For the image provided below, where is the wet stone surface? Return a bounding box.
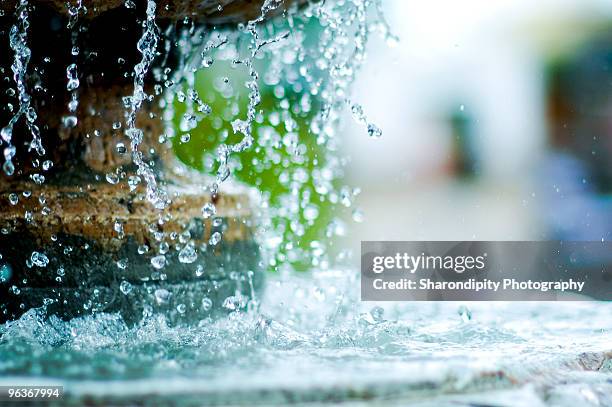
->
[0,233,263,325]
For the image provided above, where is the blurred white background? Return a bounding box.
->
[344,0,612,245]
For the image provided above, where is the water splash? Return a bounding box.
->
[1,0,393,323]
[205,1,283,202]
[0,270,610,405]
[312,0,386,139]
[125,0,168,209]
[162,0,392,266]
[1,0,45,176]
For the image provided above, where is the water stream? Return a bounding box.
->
[2,0,44,177]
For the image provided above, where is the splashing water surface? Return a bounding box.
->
[0,271,611,405]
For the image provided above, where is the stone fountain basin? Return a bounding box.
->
[0,0,285,324]
[0,180,264,324]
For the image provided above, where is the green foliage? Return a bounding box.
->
[172,62,334,271]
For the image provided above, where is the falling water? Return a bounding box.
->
[0,0,364,308]
[125,0,168,210]
[0,0,394,316]
[206,0,281,198]
[148,0,395,266]
[63,0,83,129]
[1,0,44,177]
[124,0,389,252]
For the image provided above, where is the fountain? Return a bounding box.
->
[0,0,301,324]
[0,2,611,406]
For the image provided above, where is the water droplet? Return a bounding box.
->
[30,173,45,185]
[120,280,132,295]
[8,193,18,205]
[62,115,78,128]
[114,220,125,238]
[3,161,15,176]
[154,288,171,304]
[66,63,79,91]
[159,242,169,254]
[116,258,128,270]
[222,293,246,311]
[201,297,213,311]
[176,303,186,314]
[179,231,191,244]
[351,103,366,124]
[68,99,78,112]
[1,127,12,143]
[106,172,119,185]
[385,34,399,48]
[181,114,197,130]
[151,254,166,269]
[303,204,319,221]
[367,123,382,138]
[128,175,141,191]
[178,244,197,264]
[201,203,216,219]
[209,231,222,246]
[30,251,49,267]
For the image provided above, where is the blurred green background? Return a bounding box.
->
[172,57,334,271]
